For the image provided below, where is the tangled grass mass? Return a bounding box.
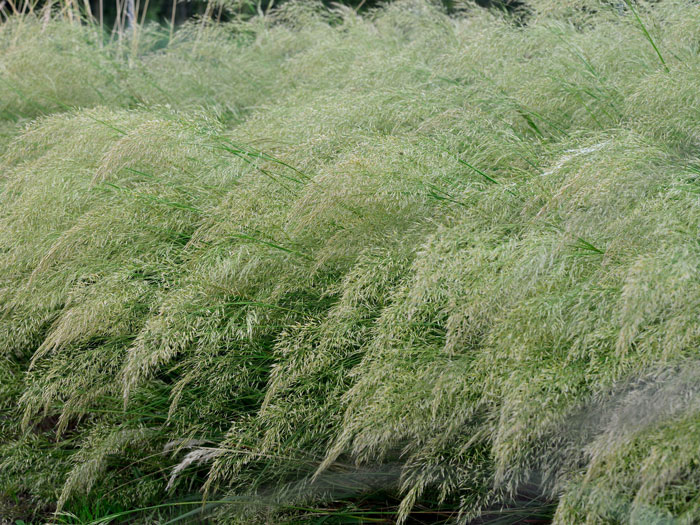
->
[2,0,700,522]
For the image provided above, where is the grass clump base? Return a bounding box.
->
[2,0,700,522]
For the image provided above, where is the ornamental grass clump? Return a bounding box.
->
[2,0,700,522]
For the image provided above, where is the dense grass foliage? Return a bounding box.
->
[2,1,700,522]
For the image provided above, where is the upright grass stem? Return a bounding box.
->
[622,0,669,73]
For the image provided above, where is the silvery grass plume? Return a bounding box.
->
[166,446,222,492]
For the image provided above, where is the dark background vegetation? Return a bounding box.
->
[76,0,524,29]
